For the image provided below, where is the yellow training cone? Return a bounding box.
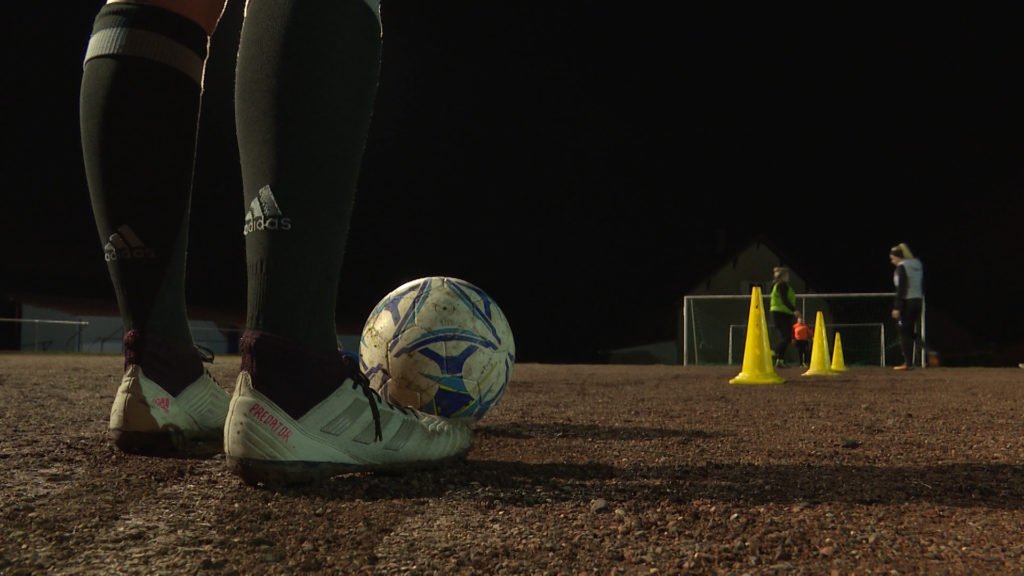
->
[730,286,784,385]
[831,332,848,372]
[802,310,837,376]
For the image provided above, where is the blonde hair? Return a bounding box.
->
[773,266,789,280]
[890,242,914,259]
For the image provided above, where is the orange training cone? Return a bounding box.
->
[802,311,837,377]
[730,286,784,385]
[831,332,848,372]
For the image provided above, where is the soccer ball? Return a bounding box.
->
[359,276,515,423]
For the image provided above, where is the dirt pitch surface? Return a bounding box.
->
[2,354,1023,575]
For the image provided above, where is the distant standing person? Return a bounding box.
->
[889,243,930,370]
[769,266,798,368]
[792,310,813,367]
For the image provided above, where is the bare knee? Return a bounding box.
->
[105,0,229,35]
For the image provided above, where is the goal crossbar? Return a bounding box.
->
[682,292,926,367]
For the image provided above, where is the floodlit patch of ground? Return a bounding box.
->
[2,355,1023,574]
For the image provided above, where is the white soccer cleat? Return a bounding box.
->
[224,366,474,487]
[109,365,230,454]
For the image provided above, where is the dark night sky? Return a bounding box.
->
[5,2,1024,364]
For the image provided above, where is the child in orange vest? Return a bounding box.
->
[792,310,813,367]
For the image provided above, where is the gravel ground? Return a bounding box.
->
[2,354,1023,575]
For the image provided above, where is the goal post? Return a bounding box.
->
[681,292,921,367]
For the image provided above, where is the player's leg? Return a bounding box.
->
[770,312,791,366]
[905,299,927,367]
[81,0,231,453]
[223,0,472,486]
[783,315,796,365]
[895,307,916,370]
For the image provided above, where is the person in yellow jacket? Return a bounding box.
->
[769,266,798,367]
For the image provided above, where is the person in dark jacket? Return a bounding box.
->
[889,243,931,370]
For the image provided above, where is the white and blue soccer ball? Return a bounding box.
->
[359,276,515,423]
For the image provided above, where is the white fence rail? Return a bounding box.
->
[0,318,361,355]
[0,318,90,352]
[0,318,248,354]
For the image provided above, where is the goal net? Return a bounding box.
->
[682,292,916,367]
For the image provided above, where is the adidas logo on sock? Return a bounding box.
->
[104,225,156,261]
[243,185,292,236]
